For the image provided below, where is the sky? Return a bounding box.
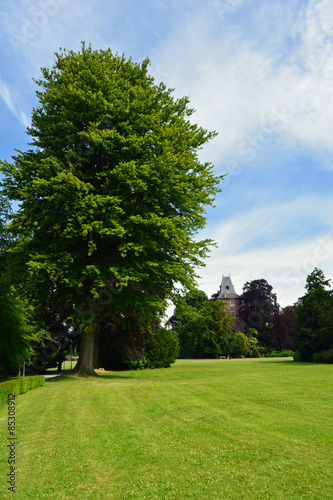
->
[1,0,333,311]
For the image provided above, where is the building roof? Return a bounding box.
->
[217,275,239,299]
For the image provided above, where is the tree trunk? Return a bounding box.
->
[93,328,100,369]
[73,324,98,376]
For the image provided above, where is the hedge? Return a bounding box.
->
[0,376,45,407]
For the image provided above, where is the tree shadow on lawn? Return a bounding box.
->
[258,359,295,363]
[44,370,134,383]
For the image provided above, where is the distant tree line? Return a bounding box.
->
[170,270,333,363]
[238,278,297,353]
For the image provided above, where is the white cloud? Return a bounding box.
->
[1,0,113,80]
[196,194,333,307]
[0,81,29,128]
[198,232,333,308]
[150,0,333,168]
[1,0,332,313]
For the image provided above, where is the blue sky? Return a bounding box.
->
[1,0,333,309]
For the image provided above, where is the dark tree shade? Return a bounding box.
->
[271,305,298,351]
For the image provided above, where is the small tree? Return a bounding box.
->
[228,332,250,358]
[145,327,179,368]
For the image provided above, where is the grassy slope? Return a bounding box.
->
[0,358,332,499]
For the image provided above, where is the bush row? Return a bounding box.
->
[0,376,45,407]
[260,349,294,358]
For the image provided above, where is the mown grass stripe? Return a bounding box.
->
[0,359,332,499]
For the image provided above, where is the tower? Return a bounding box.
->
[214,275,242,330]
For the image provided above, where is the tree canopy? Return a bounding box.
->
[239,278,280,347]
[0,44,221,375]
[294,268,333,362]
[170,290,237,358]
[0,277,48,378]
[0,193,48,377]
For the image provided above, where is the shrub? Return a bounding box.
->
[279,350,294,357]
[312,349,333,364]
[21,377,31,393]
[247,334,260,358]
[0,376,45,407]
[228,332,250,358]
[145,327,180,368]
[260,349,294,358]
[293,351,301,362]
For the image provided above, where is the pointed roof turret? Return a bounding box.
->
[217,275,239,299]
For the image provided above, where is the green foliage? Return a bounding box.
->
[312,349,333,364]
[0,192,13,252]
[305,268,331,293]
[97,315,148,370]
[145,327,179,368]
[172,290,268,359]
[0,375,45,407]
[293,351,301,362]
[246,331,261,357]
[0,44,221,374]
[239,279,280,347]
[277,350,294,357]
[98,317,178,370]
[260,349,294,358]
[182,289,209,310]
[171,290,235,358]
[0,277,48,376]
[272,305,298,351]
[294,268,333,361]
[228,332,250,358]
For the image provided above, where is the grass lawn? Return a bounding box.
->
[1,358,333,499]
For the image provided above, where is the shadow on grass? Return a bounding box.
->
[98,372,134,380]
[258,359,295,364]
[44,369,134,383]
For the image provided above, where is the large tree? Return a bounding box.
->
[294,268,333,361]
[271,305,298,351]
[239,278,280,347]
[0,44,221,375]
